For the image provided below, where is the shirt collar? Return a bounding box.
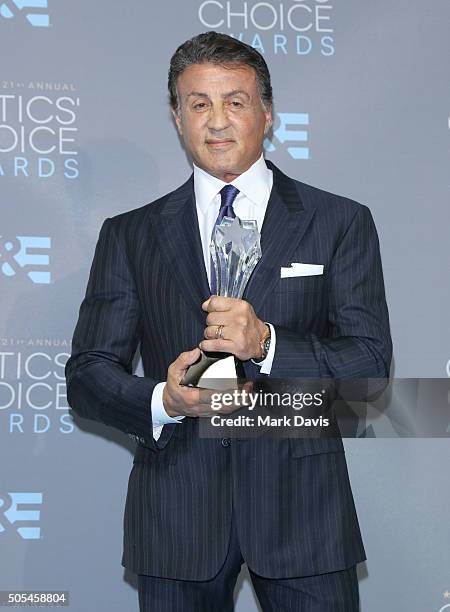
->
[193,153,271,215]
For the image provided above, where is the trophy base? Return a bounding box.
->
[180,352,244,389]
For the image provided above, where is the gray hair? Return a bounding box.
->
[168,31,273,113]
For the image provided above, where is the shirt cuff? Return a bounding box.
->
[251,323,276,375]
[151,382,185,427]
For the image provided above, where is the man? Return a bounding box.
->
[66,31,392,611]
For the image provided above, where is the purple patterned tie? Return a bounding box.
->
[210,184,240,294]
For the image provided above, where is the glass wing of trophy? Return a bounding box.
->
[181,215,262,388]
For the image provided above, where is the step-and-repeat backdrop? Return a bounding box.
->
[1,1,449,610]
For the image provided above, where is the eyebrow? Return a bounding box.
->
[186,90,251,100]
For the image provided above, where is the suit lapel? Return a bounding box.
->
[155,175,210,325]
[155,161,316,323]
[243,160,317,314]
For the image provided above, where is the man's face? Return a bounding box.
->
[172,63,272,182]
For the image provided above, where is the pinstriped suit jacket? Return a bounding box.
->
[65,159,392,580]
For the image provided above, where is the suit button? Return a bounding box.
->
[221,438,231,447]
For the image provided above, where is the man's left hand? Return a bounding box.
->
[200,296,266,361]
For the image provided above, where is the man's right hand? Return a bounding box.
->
[162,348,249,418]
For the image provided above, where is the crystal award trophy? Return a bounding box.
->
[181,215,262,388]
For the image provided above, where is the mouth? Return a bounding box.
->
[205,139,235,149]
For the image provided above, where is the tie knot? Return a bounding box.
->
[220,184,240,210]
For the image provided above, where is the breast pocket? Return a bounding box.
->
[274,274,324,294]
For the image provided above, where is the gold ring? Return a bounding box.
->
[215,324,224,340]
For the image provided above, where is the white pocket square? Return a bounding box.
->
[280,263,324,278]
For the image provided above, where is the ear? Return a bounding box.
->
[171,108,182,136]
[264,106,273,135]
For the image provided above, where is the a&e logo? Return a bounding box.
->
[0,492,43,539]
[264,112,310,160]
[0,0,49,28]
[0,236,51,284]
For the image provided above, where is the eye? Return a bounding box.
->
[229,100,243,108]
[193,101,209,110]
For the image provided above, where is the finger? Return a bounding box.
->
[196,387,241,405]
[205,322,245,339]
[242,381,254,393]
[205,311,234,327]
[199,338,234,353]
[203,325,231,340]
[176,384,201,404]
[172,348,201,378]
[202,296,236,312]
[202,297,213,311]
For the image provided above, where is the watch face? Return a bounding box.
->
[264,338,271,353]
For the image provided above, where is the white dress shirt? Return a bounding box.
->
[151,153,277,440]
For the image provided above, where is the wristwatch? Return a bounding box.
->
[254,323,271,363]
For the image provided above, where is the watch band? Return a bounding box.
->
[254,323,271,362]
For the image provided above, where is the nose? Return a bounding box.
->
[206,104,230,132]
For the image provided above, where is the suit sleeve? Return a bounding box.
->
[269,205,392,384]
[65,217,159,450]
